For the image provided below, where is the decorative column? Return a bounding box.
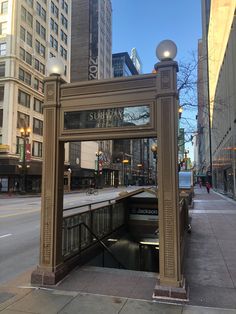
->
[154,41,188,299]
[31,74,65,285]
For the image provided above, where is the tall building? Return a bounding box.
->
[112,52,138,77]
[200,0,236,197]
[130,48,142,74]
[0,0,71,192]
[197,0,212,179]
[70,0,114,189]
[71,0,112,82]
[196,39,207,176]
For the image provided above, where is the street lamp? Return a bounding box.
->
[184,149,189,170]
[47,57,64,76]
[122,159,129,186]
[178,106,183,119]
[95,151,103,188]
[156,39,177,62]
[19,127,31,193]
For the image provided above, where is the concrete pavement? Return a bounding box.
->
[0,186,236,313]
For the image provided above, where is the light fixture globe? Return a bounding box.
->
[151,143,157,153]
[47,57,64,76]
[156,40,177,61]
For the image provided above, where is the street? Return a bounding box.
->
[0,186,141,284]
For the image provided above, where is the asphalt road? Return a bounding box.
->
[0,186,142,284]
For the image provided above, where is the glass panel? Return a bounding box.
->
[64,105,150,130]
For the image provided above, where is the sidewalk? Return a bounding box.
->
[0,187,236,313]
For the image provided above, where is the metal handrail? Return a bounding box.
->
[63,187,147,213]
[79,222,126,269]
[63,198,116,212]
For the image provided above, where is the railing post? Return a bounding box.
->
[79,223,82,253]
[89,207,93,245]
[110,203,113,232]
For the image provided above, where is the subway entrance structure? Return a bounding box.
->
[31,41,188,300]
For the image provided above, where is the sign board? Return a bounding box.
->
[26,143,31,162]
[0,144,9,153]
[64,105,150,130]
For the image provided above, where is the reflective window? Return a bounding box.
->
[0,43,6,55]
[64,105,151,130]
[33,118,43,135]
[0,2,8,14]
[32,141,42,157]
[18,89,30,108]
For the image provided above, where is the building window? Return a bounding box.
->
[34,59,45,74]
[33,77,39,90]
[36,20,46,40]
[60,30,67,45]
[0,22,7,35]
[26,32,32,47]
[18,90,30,108]
[50,18,58,34]
[61,14,68,29]
[20,26,32,47]
[21,6,33,28]
[61,0,68,14]
[0,86,4,101]
[19,68,31,86]
[34,98,43,113]
[34,58,39,71]
[0,62,5,77]
[0,2,8,14]
[32,141,42,157]
[33,118,43,135]
[20,26,25,41]
[60,45,67,60]
[20,47,32,65]
[0,109,2,127]
[16,136,23,154]
[0,42,6,55]
[36,2,46,22]
[35,40,45,58]
[41,7,46,21]
[51,2,58,18]
[17,111,30,129]
[39,62,45,74]
[33,78,44,93]
[50,35,58,51]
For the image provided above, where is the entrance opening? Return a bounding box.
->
[86,190,159,273]
[62,137,159,273]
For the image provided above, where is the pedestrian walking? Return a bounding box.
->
[198,178,202,188]
[206,181,211,193]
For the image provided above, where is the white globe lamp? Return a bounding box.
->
[156,40,177,61]
[47,57,64,76]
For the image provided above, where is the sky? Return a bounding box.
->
[112,0,202,160]
[112,0,202,72]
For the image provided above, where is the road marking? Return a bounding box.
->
[0,233,12,239]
